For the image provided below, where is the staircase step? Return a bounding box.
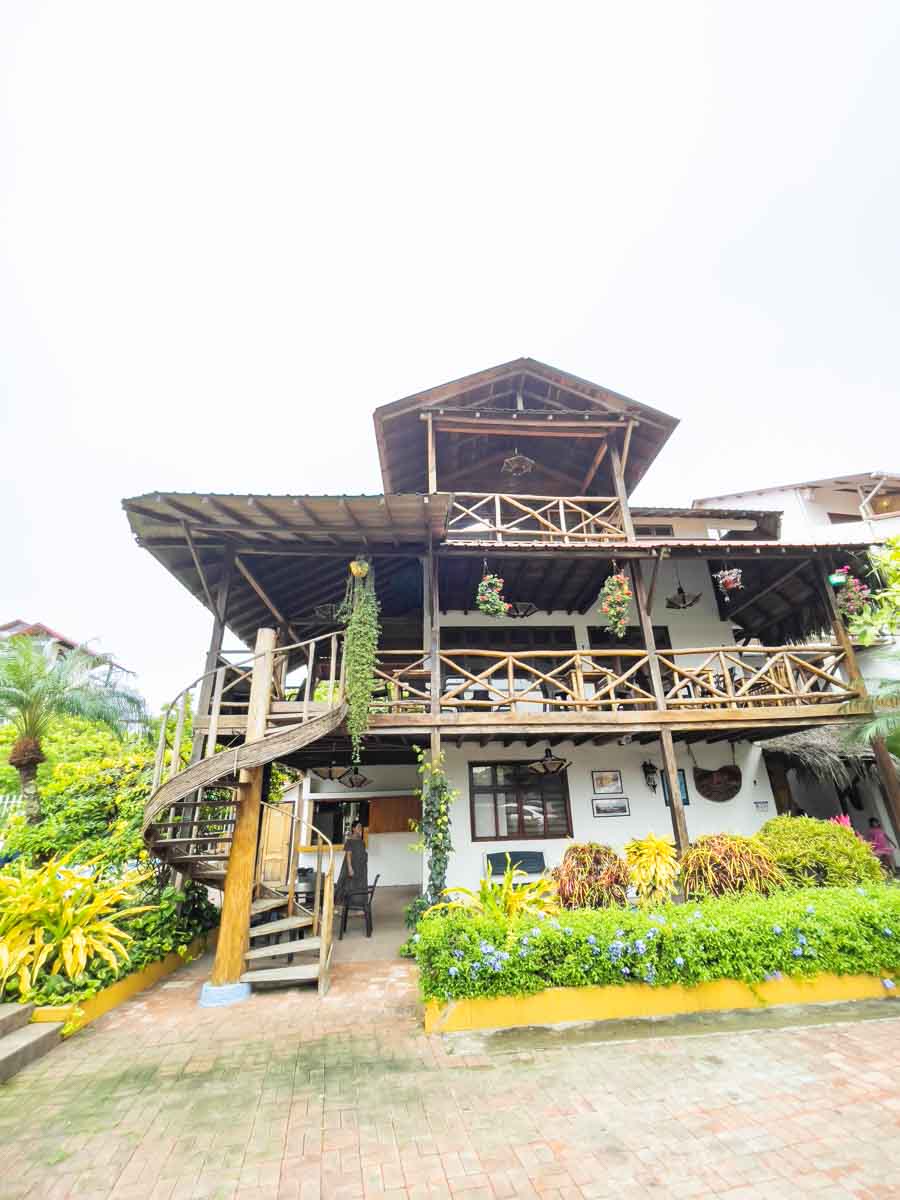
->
[0,1022,63,1084]
[245,937,321,961]
[248,915,314,939]
[0,1004,33,1039]
[240,964,319,985]
[251,897,289,916]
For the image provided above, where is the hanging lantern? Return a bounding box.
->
[506,601,538,619]
[313,762,350,782]
[665,566,701,610]
[501,449,536,477]
[527,747,571,776]
[339,768,371,789]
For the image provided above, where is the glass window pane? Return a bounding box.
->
[471,765,492,787]
[498,792,517,838]
[473,793,496,838]
[543,795,570,838]
[521,789,545,837]
[496,765,516,786]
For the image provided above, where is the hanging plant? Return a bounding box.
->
[830,566,871,620]
[599,571,631,638]
[337,558,381,764]
[476,573,510,618]
[404,748,456,928]
[714,567,743,602]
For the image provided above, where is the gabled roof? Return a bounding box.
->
[0,620,80,650]
[373,357,679,495]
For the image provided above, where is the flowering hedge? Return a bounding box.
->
[411,885,900,1001]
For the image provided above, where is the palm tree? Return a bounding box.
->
[0,636,145,824]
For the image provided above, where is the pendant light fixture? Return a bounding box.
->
[526,746,571,776]
[339,768,371,790]
[313,762,350,782]
[501,448,536,477]
[665,564,701,610]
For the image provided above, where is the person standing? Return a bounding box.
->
[335,818,367,903]
[866,817,897,874]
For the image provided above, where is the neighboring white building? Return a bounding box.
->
[693,471,900,544]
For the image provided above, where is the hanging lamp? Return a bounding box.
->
[665,564,701,610]
[527,746,571,776]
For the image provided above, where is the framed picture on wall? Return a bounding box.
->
[661,768,691,807]
[592,796,630,818]
[591,769,623,795]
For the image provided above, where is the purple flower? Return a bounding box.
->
[452,949,464,959]
[884,928,893,937]
[772,925,783,935]
[674,956,685,967]
[884,979,896,990]
[792,947,803,958]
[797,934,807,946]
[587,934,597,946]
[806,905,815,914]
[448,966,458,976]
[621,967,630,976]
[634,939,647,955]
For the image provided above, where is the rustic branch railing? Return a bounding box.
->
[446,493,626,542]
[370,645,860,715]
[656,646,860,710]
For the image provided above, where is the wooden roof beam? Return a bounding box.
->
[580,441,609,492]
[725,561,811,620]
[234,556,302,643]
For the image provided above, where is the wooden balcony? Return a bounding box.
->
[445,493,626,543]
[366,644,866,733]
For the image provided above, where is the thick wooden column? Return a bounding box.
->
[631,559,689,851]
[609,438,636,541]
[210,627,276,986]
[815,563,900,839]
[815,561,865,689]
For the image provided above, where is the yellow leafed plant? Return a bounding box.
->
[0,854,153,999]
[428,854,559,920]
[625,833,680,905]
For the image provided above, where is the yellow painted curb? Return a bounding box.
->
[31,929,216,1033]
[424,973,898,1034]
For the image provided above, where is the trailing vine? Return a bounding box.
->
[405,747,455,928]
[338,558,381,765]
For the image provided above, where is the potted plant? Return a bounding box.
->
[338,559,381,764]
[600,572,631,638]
[714,567,743,601]
[830,566,871,620]
[476,574,510,618]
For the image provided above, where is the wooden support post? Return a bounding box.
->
[426,412,437,493]
[427,538,441,723]
[631,559,689,852]
[609,439,636,541]
[210,627,276,986]
[660,727,689,852]
[815,561,865,689]
[871,737,900,847]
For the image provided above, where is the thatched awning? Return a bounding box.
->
[760,726,878,788]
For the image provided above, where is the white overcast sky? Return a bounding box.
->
[2,2,899,709]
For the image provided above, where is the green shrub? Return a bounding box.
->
[552,843,630,908]
[758,815,884,887]
[625,833,679,904]
[410,884,900,1001]
[681,834,784,899]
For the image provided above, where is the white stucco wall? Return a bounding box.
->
[439,738,775,891]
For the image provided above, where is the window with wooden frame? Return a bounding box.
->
[469,761,573,841]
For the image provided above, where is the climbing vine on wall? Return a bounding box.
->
[338,558,381,764]
[405,748,456,927]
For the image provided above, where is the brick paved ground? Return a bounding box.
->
[2,950,900,1200]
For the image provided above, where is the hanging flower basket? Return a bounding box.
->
[600,572,631,639]
[349,558,370,579]
[714,568,743,602]
[476,574,510,618]
[830,566,871,619]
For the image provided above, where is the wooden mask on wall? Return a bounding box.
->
[693,765,742,803]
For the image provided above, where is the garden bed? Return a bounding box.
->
[30,929,216,1033]
[412,885,900,1033]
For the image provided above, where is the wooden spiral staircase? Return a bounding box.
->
[141,633,346,993]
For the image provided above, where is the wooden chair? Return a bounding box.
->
[339,874,380,939]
